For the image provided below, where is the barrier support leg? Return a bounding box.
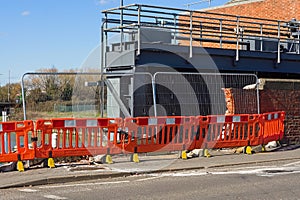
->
[202,144,211,158]
[180,145,187,160]
[181,150,187,160]
[17,154,24,172]
[261,145,266,152]
[105,148,113,164]
[243,141,253,155]
[48,151,55,168]
[130,147,139,163]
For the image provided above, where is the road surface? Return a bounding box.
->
[1,160,300,200]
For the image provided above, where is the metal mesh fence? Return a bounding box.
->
[153,72,259,116]
[21,72,259,120]
[22,72,104,120]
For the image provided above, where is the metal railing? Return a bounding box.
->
[102,4,300,65]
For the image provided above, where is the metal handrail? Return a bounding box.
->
[102,4,300,65]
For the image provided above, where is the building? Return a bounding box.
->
[203,0,300,144]
[101,2,300,144]
[204,0,299,21]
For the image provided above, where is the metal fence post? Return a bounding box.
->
[189,11,193,58]
[236,16,240,62]
[277,21,281,64]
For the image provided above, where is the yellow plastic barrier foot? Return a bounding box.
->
[181,150,187,160]
[47,151,55,168]
[48,158,55,168]
[245,146,252,155]
[130,153,140,163]
[17,161,24,172]
[203,149,211,158]
[17,154,24,172]
[106,155,113,164]
[130,147,139,163]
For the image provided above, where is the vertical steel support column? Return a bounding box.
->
[120,1,124,52]
[21,74,27,120]
[297,28,300,54]
[235,16,240,62]
[104,13,108,68]
[137,5,141,55]
[256,76,260,114]
[100,22,105,117]
[277,21,281,64]
[260,23,263,51]
[152,76,157,117]
[100,13,108,117]
[219,19,223,48]
[189,11,193,58]
[173,14,177,45]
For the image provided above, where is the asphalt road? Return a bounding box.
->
[1,160,300,200]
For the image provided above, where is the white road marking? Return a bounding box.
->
[38,177,161,190]
[149,166,300,178]
[38,180,130,189]
[43,194,68,200]
[283,160,300,167]
[18,188,39,192]
[135,176,160,182]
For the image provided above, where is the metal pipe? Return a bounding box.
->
[189,11,193,58]
[21,74,27,120]
[277,21,281,64]
[260,23,263,52]
[100,21,105,117]
[173,14,177,44]
[236,16,240,62]
[151,76,157,117]
[219,19,223,48]
[256,77,260,114]
[120,0,124,52]
[137,5,141,55]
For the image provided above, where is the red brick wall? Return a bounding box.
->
[204,1,300,144]
[259,81,300,144]
[207,0,300,21]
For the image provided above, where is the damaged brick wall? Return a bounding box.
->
[260,80,300,144]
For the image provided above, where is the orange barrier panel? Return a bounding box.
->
[34,118,122,159]
[0,120,35,162]
[261,111,285,145]
[122,116,195,153]
[195,114,262,149]
[0,111,287,165]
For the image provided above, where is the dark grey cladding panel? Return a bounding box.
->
[135,44,300,76]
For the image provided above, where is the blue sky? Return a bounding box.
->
[0,0,228,85]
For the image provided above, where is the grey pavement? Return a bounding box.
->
[0,146,300,189]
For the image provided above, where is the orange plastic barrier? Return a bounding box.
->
[0,111,287,165]
[122,116,195,153]
[34,118,122,159]
[0,120,34,162]
[260,111,285,145]
[194,114,262,149]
